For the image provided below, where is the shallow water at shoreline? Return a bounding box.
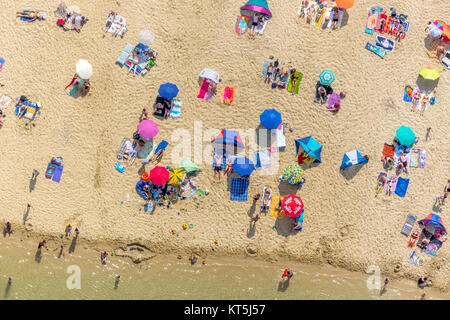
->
[0,238,447,300]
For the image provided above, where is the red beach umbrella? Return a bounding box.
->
[281,195,304,218]
[149,166,169,186]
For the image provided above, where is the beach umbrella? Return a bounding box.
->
[178,158,201,172]
[75,59,93,80]
[429,21,445,37]
[240,0,272,17]
[281,194,304,218]
[233,157,255,176]
[138,29,155,46]
[319,70,335,86]
[419,213,447,235]
[211,129,245,154]
[149,166,169,186]
[419,68,440,80]
[158,83,179,99]
[168,167,186,185]
[335,0,354,9]
[138,119,159,139]
[396,126,416,147]
[281,164,304,185]
[259,108,282,129]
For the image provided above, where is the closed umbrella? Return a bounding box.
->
[138,29,155,46]
[158,83,179,99]
[75,59,93,80]
[150,166,169,186]
[396,126,416,147]
[138,119,159,139]
[319,70,335,86]
[281,194,304,218]
[419,68,440,80]
[335,0,354,9]
[168,168,186,185]
[233,157,255,176]
[259,108,282,129]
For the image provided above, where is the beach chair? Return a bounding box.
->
[116,43,134,66]
[260,185,272,212]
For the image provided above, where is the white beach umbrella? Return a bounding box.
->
[75,59,93,80]
[67,5,81,14]
[138,29,155,45]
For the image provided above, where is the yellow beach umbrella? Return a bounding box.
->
[281,164,305,185]
[168,168,186,185]
[419,68,440,80]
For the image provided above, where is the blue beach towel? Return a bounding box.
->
[375,36,395,52]
[365,42,386,58]
[230,178,249,202]
[154,140,168,155]
[52,165,63,183]
[395,177,409,197]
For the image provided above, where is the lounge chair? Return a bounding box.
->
[442,50,450,70]
[260,185,272,212]
[116,43,134,66]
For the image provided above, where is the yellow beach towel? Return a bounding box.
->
[270,196,285,219]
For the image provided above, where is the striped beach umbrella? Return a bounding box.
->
[319,70,335,86]
[281,194,304,218]
[281,164,304,185]
[168,167,186,185]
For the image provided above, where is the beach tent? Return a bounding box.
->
[240,0,272,17]
[281,194,304,218]
[233,157,255,176]
[419,213,447,236]
[259,108,282,129]
[138,119,159,139]
[340,150,368,170]
[295,136,323,163]
[281,164,305,185]
[178,158,200,172]
[199,69,220,84]
[149,166,169,186]
[395,126,415,147]
[211,129,245,154]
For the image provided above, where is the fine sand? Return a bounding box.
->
[0,0,449,292]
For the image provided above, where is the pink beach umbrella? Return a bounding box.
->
[138,119,159,139]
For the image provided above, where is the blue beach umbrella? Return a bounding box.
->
[319,70,335,86]
[233,157,255,176]
[158,83,179,99]
[260,108,282,129]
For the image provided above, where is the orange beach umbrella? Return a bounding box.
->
[335,0,354,9]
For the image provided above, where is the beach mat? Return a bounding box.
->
[230,178,249,202]
[401,214,417,236]
[410,150,420,168]
[375,36,395,52]
[286,72,303,94]
[236,15,250,35]
[384,174,398,194]
[419,150,426,168]
[395,177,409,197]
[222,86,235,105]
[52,165,63,183]
[169,100,182,119]
[376,172,387,192]
[366,42,386,58]
[269,196,285,219]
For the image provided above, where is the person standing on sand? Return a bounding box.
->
[38,239,47,250]
[101,251,108,265]
[250,214,260,225]
[75,227,80,237]
[380,278,389,295]
[282,268,293,281]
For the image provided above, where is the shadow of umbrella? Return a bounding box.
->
[416,76,440,93]
[340,10,350,28]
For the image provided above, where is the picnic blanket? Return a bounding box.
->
[230,178,249,202]
[169,99,182,119]
[395,177,409,197]
[401,214,417,236]
[425,238,442,256]
[269,195,285,219]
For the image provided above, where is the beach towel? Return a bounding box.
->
[270,196,285,219]
[314,7,326,28]
[376,172,387,192]
[365,42,386,58]
[277,71,290,89]
[236,15,250,35]
[52,165,64,183]
[384,174,398,195]
[137,140,154,159]
[65,78,84,95]
[197,78,209,99]
[276,124,286,151]
[375,12,387,32]
[287,72,303,94]
[382,143,394,160]
[403,86,413,102]
[407,250,424,267]
[230,178,249,202]
[365,11,379,34]
[254,149,271,169]
[425,238,442,256]
[410,150,420,168]
[261,61,271,79]
[395,177,409,197]
[261,185,272,212]
[393,150,410,172]
[308,3,319,26]
[418,150,426,168]
[0,58,4,72]
[107,15,127,36]
[426,39,442,61]
[116,43,134,66]
[222,86,235,105]
[401,214,417,236]
[154,140,168,155]
[169,100,182,119]
[256,17,269,35]
[375,36,395,52]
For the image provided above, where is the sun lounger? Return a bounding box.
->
[230,178,249,202]
[395,177,409,197]
[366,42,386,58]
[261,185,272,212]
[116,43,134,66]
[236,15,250,35]
[376,36,395,52]
[254,149,271,169]
[169,99,182,119]
[401,213,415,235]
[276,124,286,151]
[197,78,209,99]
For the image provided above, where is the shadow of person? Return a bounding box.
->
[379,285,387,296]
[23,207,30,225]
[34,248,42,263]
[137,164,147,176]
[277,279,290,292]
[4,283,11,299]
[29,177,37,192]
[247,201,257,218]
[114,278,120,290]
[247,222,256,238]
[69,236,78,254]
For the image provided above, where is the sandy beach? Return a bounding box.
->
[0,0,450,295]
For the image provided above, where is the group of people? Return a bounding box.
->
[103,11,126,38]
[249,13,266,35]
[298,0,341,30]
[55,3,87,33]
[263,59,300,94]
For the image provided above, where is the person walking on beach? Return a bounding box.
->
[38,239,47,249]
[282,268,293,281]
[7,277,12,286]
[380,278,389,295]
[4,221,12,235]
[101,251,108,265]
[75,227,80,237]
[426,127,433,141]
[114,275,120,289]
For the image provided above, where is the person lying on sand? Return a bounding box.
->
[382,156,393,170]
[408,229,420,247]
[113,17,126,38]
[396,23,404,41]
[385,177,396,196]
[261,189,271,211]
[290,69,299,94]
[396,152,408,175]
[265,63,273,84]
[437,45,446,61]
[103,11,116,37]
[16,10,44,22]
[306,5,315,24]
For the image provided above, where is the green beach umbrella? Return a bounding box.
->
[178,158,200,173]
[281,164,305,185]
[396,126,416,147]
